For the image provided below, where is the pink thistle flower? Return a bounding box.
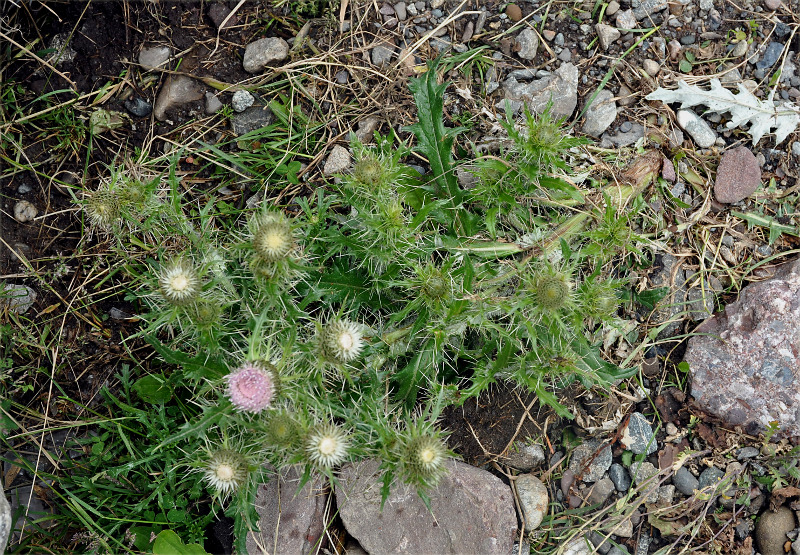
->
[226,362,275,413]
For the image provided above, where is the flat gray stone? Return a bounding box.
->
[231,90,255,113]
[504,442,545,472]
[231,104,274,136]
[323,145,351,175]
[0,489,10,555]
[596,24,621,51]
[1,283,36,314]
[138,45,170,70]
[714,146,761,203]
[205,92,223,114]
[633,0,668,19]
[619,412,657,455]
[615,9,637,29]
[756,506,796,555]
[672,467,699,496]
[500,62,579,119]
[153,75,204,121]
[568,440,612,483]
[581,89,617,137]
[336,459,516,555]
[685,257,800,438]
[371,43,395,66]
[246,466,327,555]
[243,37,289,73]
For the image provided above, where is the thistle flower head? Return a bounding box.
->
[305,422,350,468]
[415,264,452,308]
[158,258,202,306]
[252,213,293,263]
[530,267,572,313]
[403,434,447,480]
[226,362,276,414]
[85,189,121,228]
[320,319,364,363]
[352,154,387,188]
[119,179,151,209]
[264,410,302,450]
[190,299,222,330]
[203,449,248,496]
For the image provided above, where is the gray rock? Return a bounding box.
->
[714,146,761,203]
[505,442,546,471]
[616,9,637,29]
[685,257,800,438]
[0,488,9,555]
[243,37,289,73]
[394,2,407,20]
[231,90,255,113]
[371,43,395,66]
[124,97,152,118]
[138,45,171,70]
[697,466,725,491]
[635,530,652,555]
[516,474,549,531]
[608,547,630,555]
[617,84,635,107]
[587,477,615,505]
[46,33,77,66]
[643,59,660,76]
[596,24,621,51]
[608,463,631,492]
[582,89,617,137]
[756,42,785,70]
[323,145,351,175]
[610,516,634,538]
[336,69,350,84]
[563,536,593,554]
[205,92,223,114]
[619,412,657,455]
[756,506,796,555]
[606,0,621,15]
[231,105,274,136]
[676,109,716,148]
[737,446,760,460]
[590,532,611,554]
[515,29,539,60]
[246,466,327,555]
[569,440,612,483]
[13,200,37,223]
[599,122,644,148]
[153,75,204,121]
[672,466,699,496]
[633,0,668,19]
[630,461,659,502]
[699,0,713,9]
[355,116,381,143]
[336,459,516,555]
[500,62,579,119]
[208,3,238,29]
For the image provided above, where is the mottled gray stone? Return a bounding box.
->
[633,0,668,19]
[0,489,10,555]
[587,477,615,505]
[608,463,631,492]
[323,145,351,175]
[504,442,545,471]
[500,62,579,119]
[582,89,617,137]
[231,90,255,113]
[756,42,785,71]
[516,474,549,531]
[124,97,152,118]
[336,459,516,555]
[615,9,637,29]
[246,466,327,555]
[714,146,761,203]
[630,461,659,502]
[13,201,37,223]
[596,24,621,51]
[1,283,36,314]
[205,92,223,114]
[619,412,657,455]
[569,440,612,483]
[600,123,645,148]
[371,43,395,66]
[697,466,725,491]
[756,506,796,555]
[231,105,274,136]
[563,536,593,554]
[686,257,800,438]
[243,37,289,73]
[515,29,539,60]
[153,75,204,121]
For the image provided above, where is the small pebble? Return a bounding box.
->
[14,200,37,222]
[506,3,523,21]
[231,90,255,113]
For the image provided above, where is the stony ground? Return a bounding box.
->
[3,0,800,554]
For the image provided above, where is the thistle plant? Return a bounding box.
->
[79,59,653,552]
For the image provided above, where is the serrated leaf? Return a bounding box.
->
[646,78,800,145]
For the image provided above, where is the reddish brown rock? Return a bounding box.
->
[713,146,762,203]
[685,257,800,438]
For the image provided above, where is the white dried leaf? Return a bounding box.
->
[646,79,800,145]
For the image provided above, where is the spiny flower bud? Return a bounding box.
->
[531,269,571,312]
[320,319,364,363]
[226,362,276,414]
[416,264,452,308]
[158,258,202,306]
[203,449,248,496]
[190,299,222,330]
[352,154,386,188]
[264,410,301,449]
[402,434,447,480]
[252,213,293,263]
[85,189,121,228]
[305,422,349,468]
[119,180,150,209]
